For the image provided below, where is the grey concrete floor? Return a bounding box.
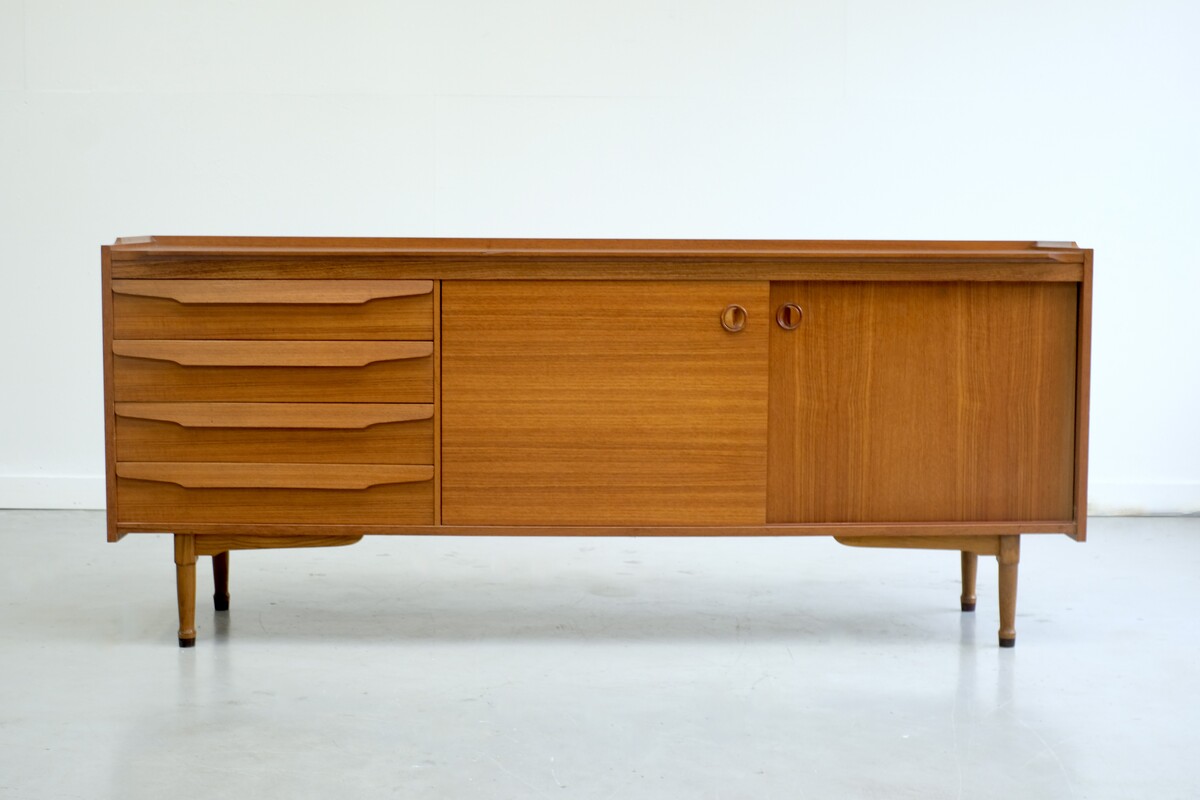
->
[0,512,1196,799]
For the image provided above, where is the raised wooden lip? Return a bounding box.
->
[111,340,433,367]
[109,236,1086,262]
[112,279,433,304]
[116,462,434,490]
[114,402,433,429]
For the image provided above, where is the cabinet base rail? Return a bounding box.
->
[170,532,1025,649]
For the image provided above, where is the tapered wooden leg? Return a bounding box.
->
[960,551,978,612]
[997,535,1020,648]
[174,535,197,648]
[212,551,230,611]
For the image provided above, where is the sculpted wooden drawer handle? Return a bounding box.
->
[720,304,748,332]
[112,340,433,367]
[116,462,434,490]
[111,279,433,305]
[114,402,434,429]
[776,303,803,330]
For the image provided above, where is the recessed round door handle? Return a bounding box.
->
[720,304,748,333]
[776,303,803,330]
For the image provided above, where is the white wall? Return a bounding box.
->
[1,0,1197,514]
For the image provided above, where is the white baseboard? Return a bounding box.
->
[1087,482,1200,517]
[0,475,106,510]
[1,475,1197,516]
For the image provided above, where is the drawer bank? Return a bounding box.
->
[101,237,1092,648]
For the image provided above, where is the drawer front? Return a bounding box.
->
[115,463,434,525]
[112,280,433,340]
[112,341,433,402]
[115,403,433,463]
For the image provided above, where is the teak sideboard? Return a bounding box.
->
[101,237,1092,648]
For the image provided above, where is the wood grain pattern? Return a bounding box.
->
[113,281,433,340]
[768,281,1078,524]
[442,281,769,526]
[117,476,434,525]
[115,462,433,490]
[112,353,432,402]
[116,413,432,464]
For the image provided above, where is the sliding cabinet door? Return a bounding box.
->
[442,281,769,526]
[768,281,1078,523]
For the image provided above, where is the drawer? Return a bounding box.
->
[112,340,433,402]
[112,280,433,340]
[115,463,434,525]
[115,403,433,463]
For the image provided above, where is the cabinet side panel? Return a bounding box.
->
[102,247,121,541]
[441,281,769,526]
[1072,253,1093,539]
[433,280,442,526]
[769,281,1077,523]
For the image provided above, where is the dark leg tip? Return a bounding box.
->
[214,594,230,612]
[998,636,1016,648]
[179,637,196,648]
[961,601,976,612]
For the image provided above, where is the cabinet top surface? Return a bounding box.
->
[110,236,1085,261]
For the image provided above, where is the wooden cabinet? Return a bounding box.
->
[101,237,1092,649]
